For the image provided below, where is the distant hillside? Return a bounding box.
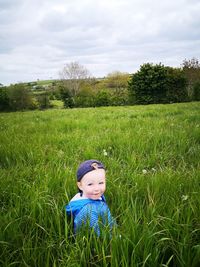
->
[23,79,60,89]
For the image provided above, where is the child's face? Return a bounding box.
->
[77,169,106,200]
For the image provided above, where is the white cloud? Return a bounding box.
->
[0,0,200,85]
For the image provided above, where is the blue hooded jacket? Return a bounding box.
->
[65,194,115,236]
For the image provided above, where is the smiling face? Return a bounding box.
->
[77,169,106,200]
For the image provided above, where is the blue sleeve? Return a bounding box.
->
[105,207,116,228]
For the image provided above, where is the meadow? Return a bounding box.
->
[0,102,200,267]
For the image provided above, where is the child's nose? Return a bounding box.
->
[94,185,100,191]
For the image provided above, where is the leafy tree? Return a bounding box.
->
[94,90,111,107]
[128,63,168,104]
[182,57,200,69]
[36,93,51,109]
[0,87,9,111]
[129,63,188,104]
[59,62,91,96]
[74,85,95,107]
[103,71,130,106]
[105,71,130,90]
[7,83,36,111]
[192,82,200,101]
[182,57,200,99]
[110,88,129,106]
[59,83,74,108]
[166,67,188,103]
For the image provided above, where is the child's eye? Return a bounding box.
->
[87,183,93,186]
[99,182,104,184]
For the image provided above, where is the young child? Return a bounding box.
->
[65,159,115,236]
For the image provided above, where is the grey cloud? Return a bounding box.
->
[0,0,200,85]
[0,0,23,10]
[39,3,112,33]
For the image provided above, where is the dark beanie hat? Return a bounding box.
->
[77,159,105,182]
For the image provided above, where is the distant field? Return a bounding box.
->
[0,102,200,267]
[35,79,59,86]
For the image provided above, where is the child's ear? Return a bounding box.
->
[77,182,82,191]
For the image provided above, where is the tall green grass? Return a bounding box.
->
[0,102,200,266]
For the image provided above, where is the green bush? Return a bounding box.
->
[7,84,37,111]
[59,85,75,108]
[110,88,130,106]
[0,87,9,111]
[74,87,95,107]
[36,93,52,109]
[94,90,111,107]
[192,82,200,101]
[129,63,188,104]
[166,67,188,103]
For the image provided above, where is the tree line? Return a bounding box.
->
[0,58,200,112]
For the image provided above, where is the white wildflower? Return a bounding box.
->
[142,169,148,174]
[151,168,156,172]
[181,195,189,201]
[103,149,108,156]
[58,150,65,157]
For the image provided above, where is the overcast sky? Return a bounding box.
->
[0,0,200,85]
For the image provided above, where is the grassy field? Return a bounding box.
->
[0,102,200,267]
[34,79,59,86]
